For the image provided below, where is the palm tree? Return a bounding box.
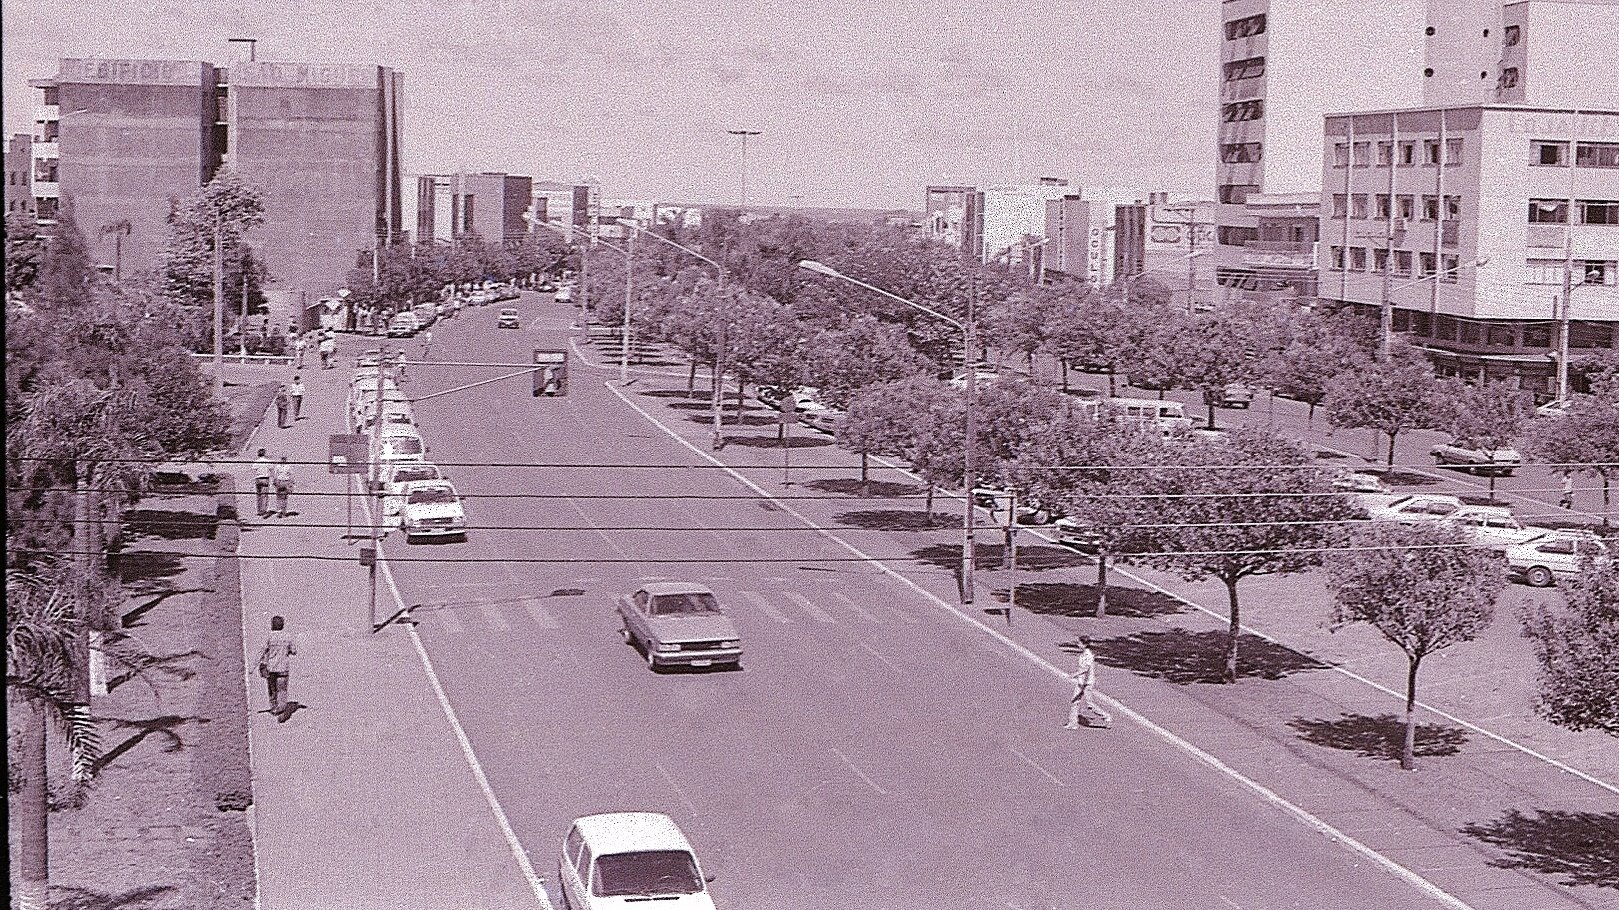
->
[7,563,104,910]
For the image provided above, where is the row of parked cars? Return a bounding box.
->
[348,352,469,542]
[384,283,522,338]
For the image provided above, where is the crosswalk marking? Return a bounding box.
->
[524,599,559,629]
[783,591,837,623]
[881,601,922,624]
[831,592,881,623]
[478,601,513,632]
[740,590,793,623]
[437,605,466,634]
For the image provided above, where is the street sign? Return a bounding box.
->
[328,434,369,474]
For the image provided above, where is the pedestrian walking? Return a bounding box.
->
[319,333,336,369]
[274,386,290,429]
[288,375,306,421]
[257,615,298,722]
[1560,472,1576,510]
[1064,638,1113,729]
[293,333,307,368]
[271,456,295,517]
[253,448,272,517]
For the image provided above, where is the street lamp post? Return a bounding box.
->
[726,129,762,209]
[798,259,979,605]
[620,227,636,383]
[1376,258,1486,360]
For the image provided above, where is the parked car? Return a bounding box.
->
[616,582,742,671]
[370,425,426,471]
[1332,469,1392,495]
[556,285,574,304]
[558,813,716,910]
[1215,383,1256,408]
[755,386,788,410]
[537,278,558,293]
[1446,507,1547,551]
[1534,399,1572,419]
[948,368,1005,389]
[381,462,443,519]
[1360,493,1466,524]
[1430,439,1523,476]
[497,308,521,329]
[492,284,521,302]
[399,480,467,542]
[1505,531,1610,587]
[1105,397,1194,438]
[387,312,420,337]
[1053,517,1102,552]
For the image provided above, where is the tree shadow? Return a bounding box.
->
[1461,809,1619,890]
[722,434,833,449]
[909,541,1093,574]
[1382,469,1440,487]
[120,508,217,541]
[1287,712,1469,763]
[640,388,713,401]
[802,478,924,499]
[112,551,188,595]
[120,588,214,628]
[833,509,956,532]
[1092,628,1328,684]
[49,884,178,910]
[93,714,210,773]
[105,647,207,692]
[686,412,783,428]
[1011,581,1185,619]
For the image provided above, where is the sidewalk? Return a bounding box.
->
[233,337,541,909]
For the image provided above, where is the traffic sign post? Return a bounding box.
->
[329,433,370,542]
[781,394,798,486]
[533,349,567,396]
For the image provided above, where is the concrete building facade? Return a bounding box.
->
[415,172,533,244]
[27,57,403,309]
[5,134,33,216]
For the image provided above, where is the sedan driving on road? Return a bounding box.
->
[617,583,742,671]
[1505,532,1610,587]
[559,813,716,910]
[1359,494,1465,524]
[399,480,467,542]
[1430,439,1523,476]
[497,308,521,329]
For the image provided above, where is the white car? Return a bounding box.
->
[387,312,420,337]
[1445,507,1547,550]
[1360,494,1465,523]
[1332,470,1392,495]
[559,813,716,910]
[1534,399,1572,419]
[555,285,574,303]
[1505,532,1610,587]
[399,480,466,541]
[371,426,426,472]
[1430,440,1523,476]
[496,308,521,329]
[381,462,443,519]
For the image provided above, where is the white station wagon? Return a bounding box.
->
[559,812,716,909]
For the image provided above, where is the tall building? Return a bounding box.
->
[4,134,33,216]
[923,185,984,259]
[414,172,533,244]
[27,57,404,313]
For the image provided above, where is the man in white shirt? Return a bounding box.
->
[1064,638,1113,729]
[288,375,306,421]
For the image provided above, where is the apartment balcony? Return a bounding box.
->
[33,181,60,199]
[1240,240,1318,270]
[31,141,59,160]
[1219,79,1264,103]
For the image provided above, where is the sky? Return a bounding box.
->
[2,0,1219,210]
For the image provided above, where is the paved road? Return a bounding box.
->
[376,295,1505,910]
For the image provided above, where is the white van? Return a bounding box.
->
[559,812,715,909]
[1106,397,1194,437]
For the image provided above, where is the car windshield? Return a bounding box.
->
[650,593,721,616]
[592,850,702,897]
[393,466,438,484]
[407,487,457,505]
[390,439,424,455]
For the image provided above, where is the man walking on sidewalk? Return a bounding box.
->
[274,386,290,429]
[293,332,307,368]
[271,456,295,517]
[319,332,336,370]
[1064,638,1113,729]
[257,615,298,722]
[288,374,306,421]
[1560,472,1576,510]
[253,449,272,518]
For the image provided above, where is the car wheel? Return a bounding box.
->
[719,660,742,672]
[1525,566,1555,588]
[645,649,661,671]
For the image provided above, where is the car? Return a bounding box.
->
[1360,493,1466,523]
[1505,531,1610,587]
[797,402,843,433]
[755,385,788,411]
[1445,507,1547,551]
[616,582,742,671]
[558,813,716,910]
[496,308,521,329]
[381,461,443,519]
[1332,469,1392,495]
[1215,383,1255,408]
[1053,517,1103,553]
[1430,440,1523,476]
[537,278,558,293]
[371,426,426,471]
[387,312,420,337]
[492,285,520,302]
[361,400,415,434]
[1535,399,1572,419]
[556,285,574,304]
[948,368,1006,389]
[398,480,467,542]
[465,290,493,306]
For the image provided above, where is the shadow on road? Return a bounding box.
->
[684,412,783,428]
[802,478,925,499]
[112,550,189,597]
[722,434,834,449]
[833,509,957,532]
[49,884,179,910]
[120,508,218,541]
[910,542,1093,573]
[1092,628,1328,684]
[1012,580,1184,619]
[1461,809,1619,890]
[1287,712,1469,763]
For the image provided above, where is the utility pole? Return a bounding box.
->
[727,129,762,209]
[620,228,635,383]
[212,218,224,396]
[962,273,978,606]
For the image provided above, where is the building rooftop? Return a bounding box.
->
[1325,101,1619,118]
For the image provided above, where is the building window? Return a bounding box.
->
[1397,195,1415,220]
[1393,250,1413,276]
[41,86,58,106]
[1523,324,1552,347]
[1333,143,1350,167]
[1533,141,1569,166]
[1420,252,1437,277]
[1353,142,1372,166]
[1498,67,1520,89]
[1223,57,1266,81]
[1445,195,1462,220]
[1352,195,1370,219]
[1349,248,1368,271]
[1222,99,1264,122]
[1217,225,1259,246]
[1572,323,1615,349]
[1399,142,1416,165]
[1504,24,1521,46]
[1577,142,1619,168]
[1331,194,1347,218]
[1218,184,1257,204]
[1376,194,1392,219]
[37,197,58,219]
[1377,141,1394,166]
[1485,324,1514,347]
[1435,315,1457,341]
[1445,138,1463,165]
[1372,248,1390,272]
[1221,142,1263,163]
[1529,199,1569,223]
[1422,195,1440,220]
[1526,259,1564,284]
[1459,321,1481,345]
[1329,246,1345,270]
[1441,254,1460,282]
[1425,140,1442,164]
[1582,260,1618,285]
[1580,200,1619,225]
[1226,14,1266,39]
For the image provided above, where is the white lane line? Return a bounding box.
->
[740,590,793,624]
[524,600,560,630]
[1008,747,1065,788]
[478,601,514,632]
[373,522,552,908]
[607,381,1478,910]
[829,747,889,797]
[655,762,703,818]
[857,641,903,672]
[832,592,882,623]
[782,590,837,623]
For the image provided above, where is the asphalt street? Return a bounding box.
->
[376,293,1496,910]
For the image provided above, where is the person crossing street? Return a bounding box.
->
[1064,638,1113,729]
[288,374,306,421]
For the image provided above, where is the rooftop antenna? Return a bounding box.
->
[227,38,258,61]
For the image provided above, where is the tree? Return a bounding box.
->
[1530,377,1619,527]
[1326,522,1505,768]
[1265,307,1375,424]
[981,284,1053,374]
[5,211,47,298]
[1136,430,1363,682]
[7,563,106,910]
[1521,558,1619,735]
[1322,341,1444,466]
[1173,303,1275,430]
[1104,279,1181,397]
[838,380,922,496]
[805,315,932,409]
[1437,378,1533,500]
[1041,280,1110,391]
[156,169,266,310]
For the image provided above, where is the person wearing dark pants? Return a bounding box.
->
[1560,473,1576,510]
[274,386,290,429]
[257,615,298,722]
[271,456,294,517]
[253,449,272,517]
[288,375,305,420]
